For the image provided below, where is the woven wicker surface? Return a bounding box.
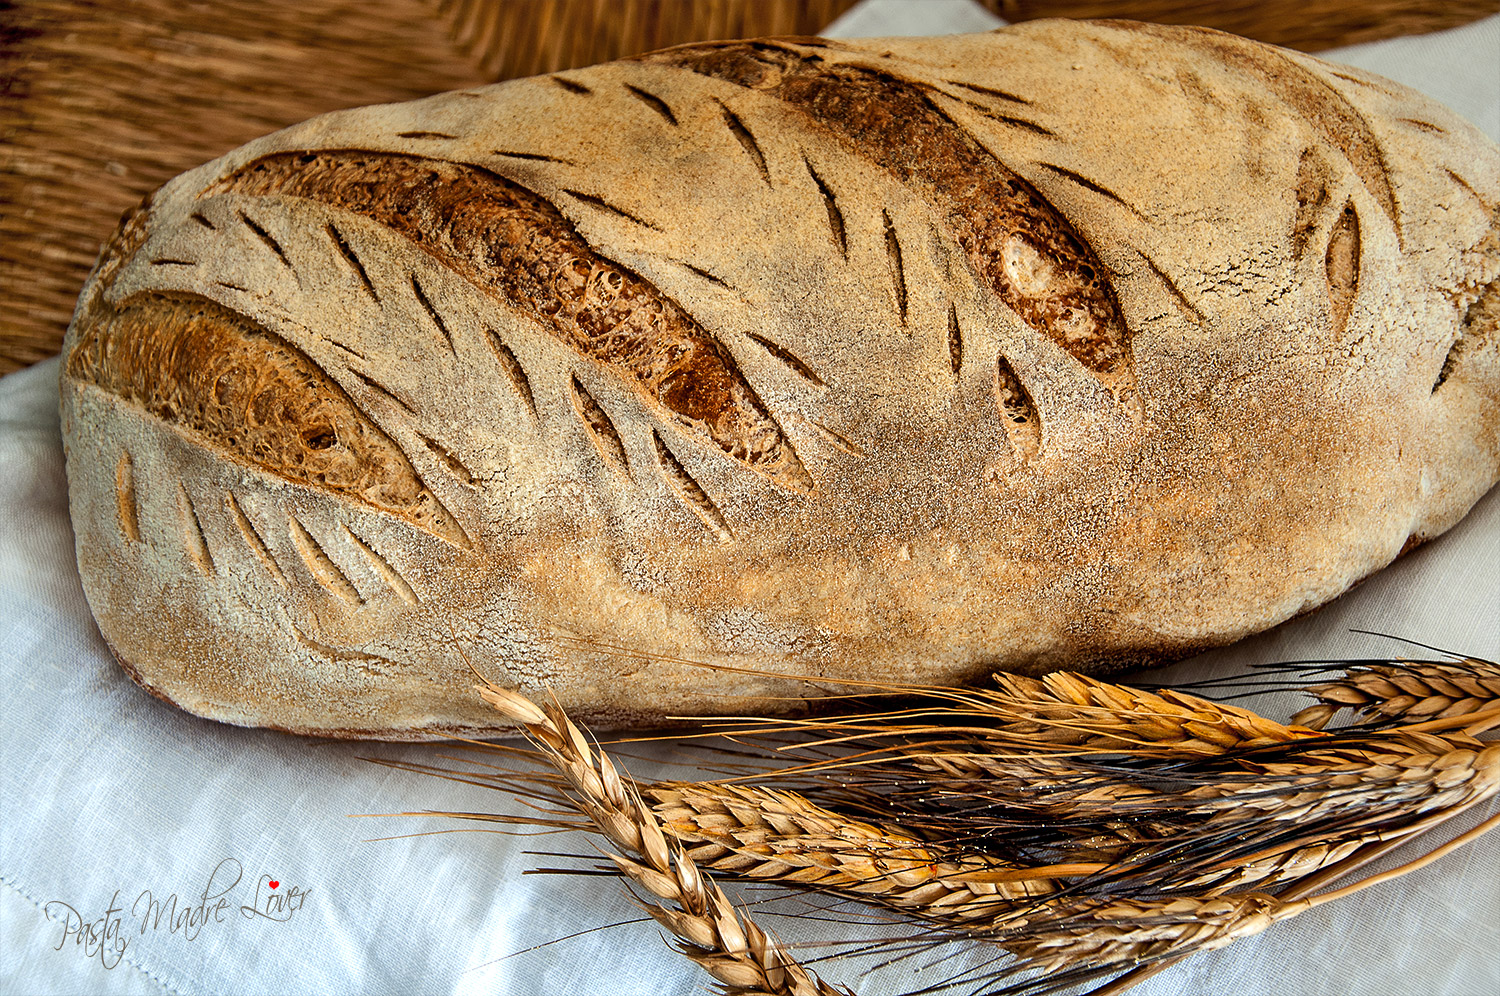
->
[4,0,1497,373]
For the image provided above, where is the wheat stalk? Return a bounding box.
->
[473,683,849,996]
[1293,657,1500,730]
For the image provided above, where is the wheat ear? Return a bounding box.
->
[650,781,1063,920]
[1045,809,1500,995]
[736,671,1319,762]
[1294,658,1500,729]
[474,684,850,996]
[998,892,1304,973]
[979,672,1322,753]
[981,735,1500,818]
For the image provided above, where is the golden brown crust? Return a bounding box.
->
[59,20,1500,737]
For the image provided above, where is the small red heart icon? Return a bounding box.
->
[268,880,279,890]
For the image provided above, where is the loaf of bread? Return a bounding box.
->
[59,19,1500,737]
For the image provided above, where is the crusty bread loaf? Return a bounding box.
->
[59,20,1500,738]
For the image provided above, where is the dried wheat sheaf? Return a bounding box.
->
[392,653,1500,995]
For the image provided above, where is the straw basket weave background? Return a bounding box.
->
[3,0,1498,375]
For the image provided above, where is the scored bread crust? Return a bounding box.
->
[59,19,1500,738]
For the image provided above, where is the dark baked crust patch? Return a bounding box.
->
[68,292,469,545]
[206,150,813,491]
[648,41,1133,387]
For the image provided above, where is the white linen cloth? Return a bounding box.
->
[3,4,1497,994]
